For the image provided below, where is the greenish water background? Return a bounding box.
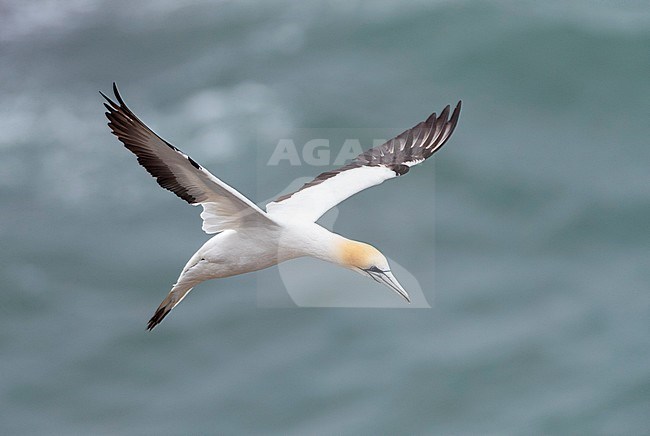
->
[1,0,649,434]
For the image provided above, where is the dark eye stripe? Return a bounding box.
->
[363,266,389,274]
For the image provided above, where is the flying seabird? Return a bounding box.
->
[101,83,461,330]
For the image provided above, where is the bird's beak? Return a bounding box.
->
[370,270,411,303]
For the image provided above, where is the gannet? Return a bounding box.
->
[101,84,461,330]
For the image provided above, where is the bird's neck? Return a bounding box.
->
[285,223,367,269]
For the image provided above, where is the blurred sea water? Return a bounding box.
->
[1,0,649,434]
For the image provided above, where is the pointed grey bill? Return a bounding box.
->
[370,270,411,303]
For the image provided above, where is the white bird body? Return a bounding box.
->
[101,84,461,329]
[179,220,342,281]
[170,220,359,304]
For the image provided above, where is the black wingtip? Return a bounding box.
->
[439,104,451,122]
[438,101,462,148]
[425,101,462,124]
[112,82,126,107]
[99,83,124,109]
[450,101,462,127]
[425,111,437,124]
[451,101,462,119]
[99,90,115,106]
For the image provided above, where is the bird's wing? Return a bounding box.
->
[102,83,276,233]
[266,102,461,222]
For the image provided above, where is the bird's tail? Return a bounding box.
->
[146,253,209,330]
[146,281,195,331]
